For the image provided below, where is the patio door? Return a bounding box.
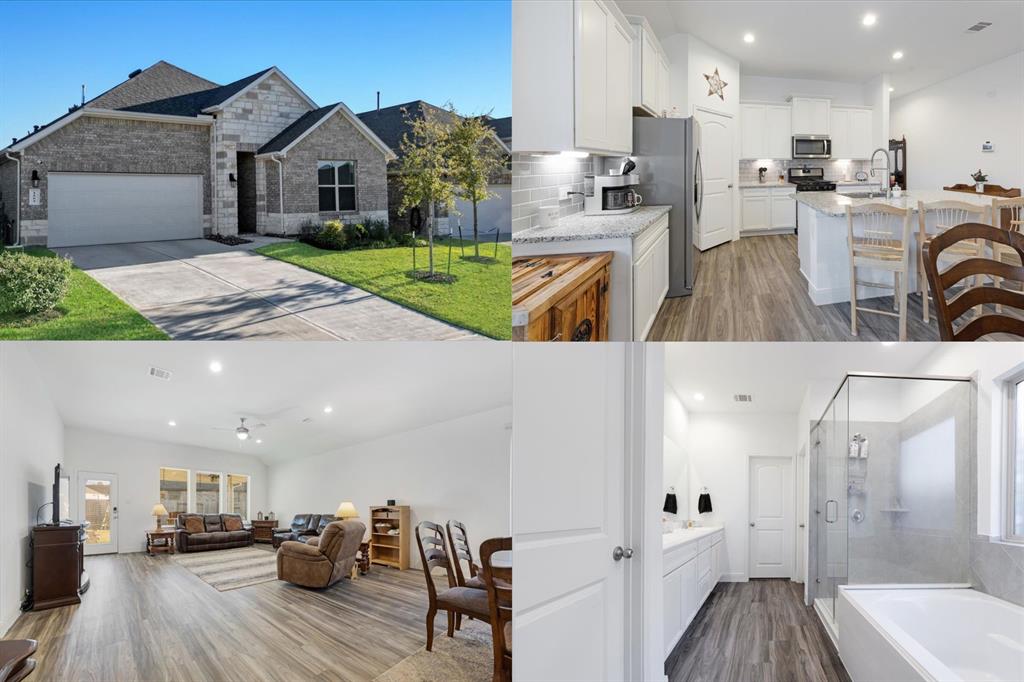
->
[78,472,118,555]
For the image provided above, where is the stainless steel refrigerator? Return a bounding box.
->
[632,116,702,297]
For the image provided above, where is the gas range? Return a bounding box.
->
[792,180,836,192]
[788,167,835,192]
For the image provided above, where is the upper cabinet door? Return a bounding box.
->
[740,103,765,159]
[575,0,610,150]
[791,97,830,135]
[640,30,658,113]
[764,105,791,159]
[829,108,849,159]
[606,16,633,153]
[658,54,671,117]
[849,108,873,159]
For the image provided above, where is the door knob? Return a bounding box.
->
[612,546,635,561]
[749,522,755,527]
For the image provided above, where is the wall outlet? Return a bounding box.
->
[982,141,994,152]
[558,185,572,201]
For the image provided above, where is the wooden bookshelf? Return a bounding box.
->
[369,505,410,570]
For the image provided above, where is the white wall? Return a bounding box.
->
[891,51,1024,190]
[741,75,870,106]
[268,406,512,569]
[453,186,511,239]
[663,384,690,521]
[0,344,64,636]
[687,412,798,582]
[62,428,268,554]
[910,344,1024,537]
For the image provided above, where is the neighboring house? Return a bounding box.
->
[357,101,511,238]
[0,61,394,247]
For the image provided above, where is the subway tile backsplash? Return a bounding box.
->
[739,159,873,185]
[511,152,590,233]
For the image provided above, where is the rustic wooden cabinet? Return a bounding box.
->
[250,519,277,544]
[512,252,613,341]
[30,524,86,611]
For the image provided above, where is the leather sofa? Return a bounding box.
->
[175,513,253,553]
[277,520,365,588]
[271,514,335,548]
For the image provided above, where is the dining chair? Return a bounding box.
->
[845,203,914,341]
[414,521,491,651]
[446,520,485,590]
[916,200,990,323]
[922,222,1024,341]
[990,197,1024,312]
[480,537,512,682]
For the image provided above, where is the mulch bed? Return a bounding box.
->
[206,234,254,246]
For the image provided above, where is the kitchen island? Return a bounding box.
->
[513,205,672,340]
[795,190,993,306]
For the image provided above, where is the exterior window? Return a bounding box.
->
[317,160,356,212]
[227,474,250,520]
[1007,369,1024,543]
[194,472,221,514]
[159,467,189,523]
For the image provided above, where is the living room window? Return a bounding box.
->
[1006,368,1024,544]
[194,472,222,514]
[317,160,357,212]
[159,467,189,524]
[227,474,250,520]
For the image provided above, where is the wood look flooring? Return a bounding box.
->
[6,548,458,682]
[665,579,850,682]
[650,234,946,341]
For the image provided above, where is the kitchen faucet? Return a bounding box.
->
[869,148,892,199]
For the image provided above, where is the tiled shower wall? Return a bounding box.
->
[511,152,589,233]
[739,159,873,185]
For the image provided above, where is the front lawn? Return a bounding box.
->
[256,238,511,339]
[0,247,168,340]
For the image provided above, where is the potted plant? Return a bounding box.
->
[971,169,988,193]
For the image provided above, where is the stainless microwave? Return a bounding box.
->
[792,135,831,159]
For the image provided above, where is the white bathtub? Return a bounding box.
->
[838,585,1024,682]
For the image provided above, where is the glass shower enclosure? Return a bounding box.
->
[808,372,973,629]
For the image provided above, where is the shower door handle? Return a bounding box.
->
[825,499,838,523]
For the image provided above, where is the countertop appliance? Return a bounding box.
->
[792,135,832,160]
[584,173,643,215]
[788,166,836,192]
[632,115,701,298]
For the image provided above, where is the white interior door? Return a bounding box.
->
[78,471,118,555]
[694,107,734,250]
[513,343,626,681]
[795,446,806,583]
[749,457,793,578]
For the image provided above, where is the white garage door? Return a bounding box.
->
[48,172,203,247]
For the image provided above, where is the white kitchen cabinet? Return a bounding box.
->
[658,54,671,117]
[627,15,670,118]
[829,107,849,158]
[739,102,791,159]
[640,29,657,112]
[848,108,873,159]
[830,106,873,159]
[741,189,771,231]
[632,217,669,340]
[791,97,830,135]
[513,0,632,154]
[771,187,796,229]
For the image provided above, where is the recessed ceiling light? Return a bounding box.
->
[880,341,897,347]
[862,13,877,27]
[743,33,755,44]
[168,420,176,427]
[892,51,903,60]
[256,439,262,444]
[889,87,895,92]
[693,393,705,401]
[209,360,223,373]
[323,405,333,414]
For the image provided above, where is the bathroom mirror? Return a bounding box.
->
[664,386,690,525]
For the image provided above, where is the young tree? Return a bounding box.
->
[396,107,457,278]
[448,112,509,259]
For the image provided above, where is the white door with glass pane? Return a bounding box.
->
[78,472,118,555]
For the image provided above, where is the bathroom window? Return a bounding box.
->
[1006,368,1024,543]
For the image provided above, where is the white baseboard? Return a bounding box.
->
[740,228,795,238]
[721,571,747,582]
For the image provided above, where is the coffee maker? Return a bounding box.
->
[584,174,643,215]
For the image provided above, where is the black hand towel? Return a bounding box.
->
[697,492,713,514]
[663,492,678,515]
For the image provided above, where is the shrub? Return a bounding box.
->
[346,222,368,245]
[312,220,347,250]
[0,251,73,315]
[365,218,390,242]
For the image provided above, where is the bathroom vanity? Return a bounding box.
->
[662,526,724,658]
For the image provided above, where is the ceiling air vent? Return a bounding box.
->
[733,394,753,403]
[148,366,172,381]
[965,21,993,33]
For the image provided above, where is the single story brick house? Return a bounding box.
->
[0,61,394,247]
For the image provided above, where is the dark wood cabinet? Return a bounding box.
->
[29,524,86,611]
[250,519,277,543]
[512,252,612,341]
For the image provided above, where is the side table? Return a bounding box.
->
[251,519,278,544]
[146,529,176,555]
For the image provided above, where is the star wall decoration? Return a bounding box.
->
[704,68,728,101]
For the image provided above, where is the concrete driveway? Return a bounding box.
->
[55,237,478,340]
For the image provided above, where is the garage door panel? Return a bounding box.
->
[48,173,203,247]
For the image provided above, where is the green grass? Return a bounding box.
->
[0,247,168,340]
[257,238,511,339]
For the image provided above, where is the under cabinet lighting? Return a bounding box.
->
[323,405,333,414]
[862,13,877,27]
[209,361,223,373]
[168,420,176,427]
[693,393,705,401]
[892,51,903,60]
[880,342,896,347]
[743,33,755,44]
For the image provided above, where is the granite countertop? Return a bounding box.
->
[739,180,878,189]
[794,189,994,217]
[512,205,671,244]
[662,526,723,551]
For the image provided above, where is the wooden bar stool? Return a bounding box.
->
[0,639,37,682]
[916,200,991,323]
[845,203,914,341]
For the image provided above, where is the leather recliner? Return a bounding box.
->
[175,513,253,553]
[277,520,365,588]
[272,514,335,548]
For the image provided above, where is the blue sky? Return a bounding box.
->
[0,0,510,143]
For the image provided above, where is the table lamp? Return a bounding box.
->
[152,503,169,530]
[336,501,359,521]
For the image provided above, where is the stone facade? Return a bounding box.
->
[211,73,310,235]
[262,111,389,235]
[0,160,17,242]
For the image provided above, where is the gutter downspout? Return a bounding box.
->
[4,152,21,247]
[271,155,285,234]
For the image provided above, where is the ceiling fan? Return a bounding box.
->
[213,417,267,441]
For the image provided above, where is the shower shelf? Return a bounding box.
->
[880,508,910,513]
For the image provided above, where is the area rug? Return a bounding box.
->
[172,547,278,591]
[373,619,493,681]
